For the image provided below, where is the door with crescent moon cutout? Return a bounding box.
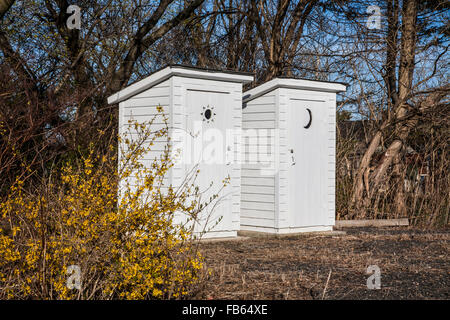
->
[287,99,328,227]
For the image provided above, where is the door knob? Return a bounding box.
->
[226,146,232,165]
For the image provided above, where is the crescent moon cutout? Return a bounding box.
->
[304,108,312,129]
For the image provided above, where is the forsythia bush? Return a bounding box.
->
[0,111,210,299]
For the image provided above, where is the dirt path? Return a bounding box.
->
[196,227,449,299]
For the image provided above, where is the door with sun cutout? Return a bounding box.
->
[186,89,233,234]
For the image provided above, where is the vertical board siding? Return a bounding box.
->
[171,76,185,191]
[276,89,288,229]
[232,87,243,229]
[327,95,336,226]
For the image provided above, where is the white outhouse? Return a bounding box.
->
[241,78,347,234]
[108,65,253,238]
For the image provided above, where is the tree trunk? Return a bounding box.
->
[370,0,418,189]
[392,151,407,218]
[351,0,418,217]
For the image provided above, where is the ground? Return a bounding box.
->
[195,227,449,300]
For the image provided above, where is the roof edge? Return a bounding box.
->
[243,78,347,102]
[108,65,254,104]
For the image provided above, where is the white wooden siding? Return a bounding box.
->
[119,80,172,190]
[327,94,336,226]
[171,77,243,235]
[113,66,252,238]
[241,94,277,227]
[241,84,340,234]
[281,89,335,231]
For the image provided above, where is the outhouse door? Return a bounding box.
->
[186,89,234,233]
[287,98,329,227]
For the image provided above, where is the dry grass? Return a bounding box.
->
[194,227,449,300]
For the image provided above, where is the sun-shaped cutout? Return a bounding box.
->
[200,105,216,123]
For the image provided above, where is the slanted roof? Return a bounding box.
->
[108,64,254,104]
[243,77,347,102]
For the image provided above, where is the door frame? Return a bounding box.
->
[285,90,330,228]
[180,79,238,234]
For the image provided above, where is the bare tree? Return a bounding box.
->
[248,0,319,81]
[0,0,205,189]
[349,0,449,218]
